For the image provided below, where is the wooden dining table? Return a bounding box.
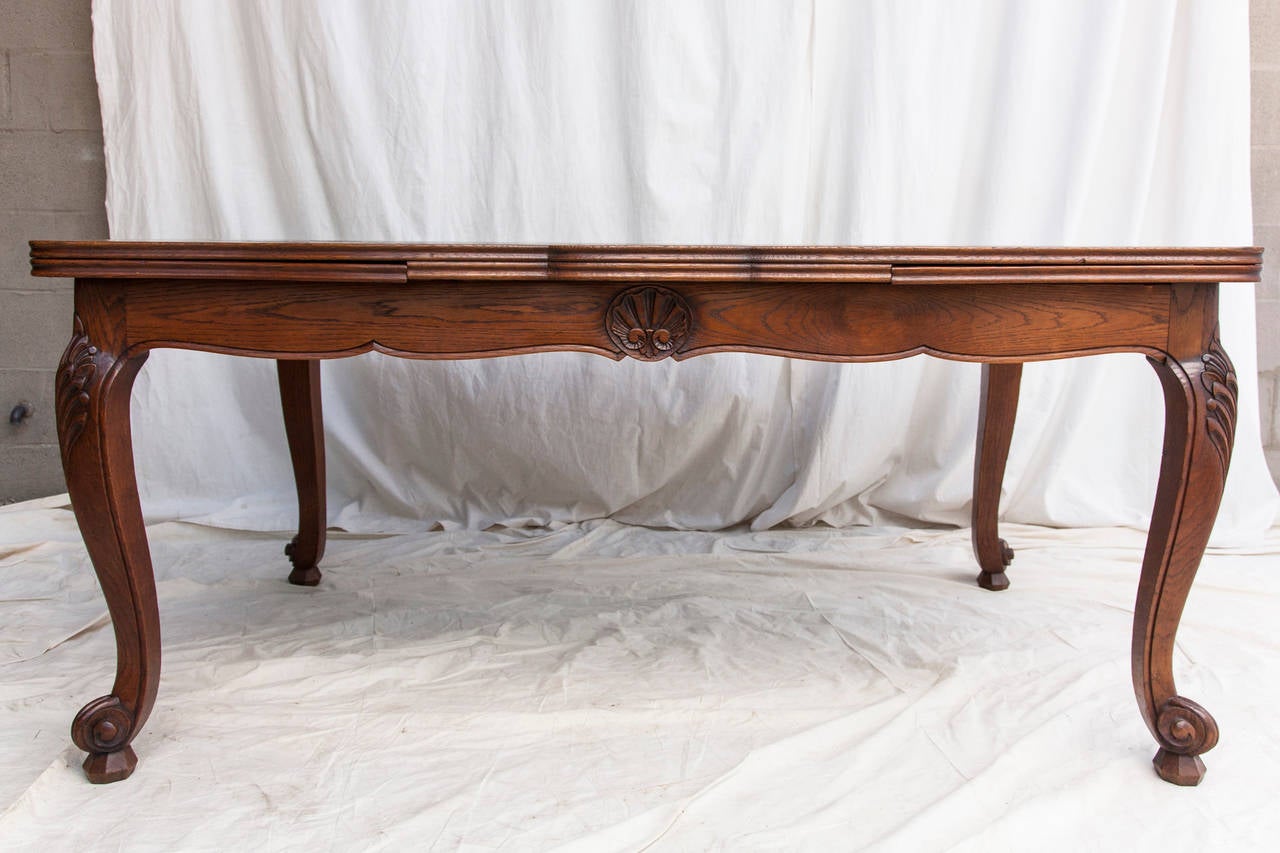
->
[30,241,1260,787]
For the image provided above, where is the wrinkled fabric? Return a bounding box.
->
[88,0,1276,539]
[0,499,1278,849]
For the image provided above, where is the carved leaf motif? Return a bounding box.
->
[605,286,692,361]
[56,315,99,454]
[1200,330,1237,478]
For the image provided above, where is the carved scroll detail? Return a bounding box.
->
[1199,330,1237,478]
[71,695,134,754]
[1154,696,1219,756]
[605,286,692,361]
[56,314,100,454]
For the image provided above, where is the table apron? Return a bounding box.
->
[103,278,1178,362]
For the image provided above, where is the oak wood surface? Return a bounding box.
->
[277,360,326,587]
[31,242,1262,284]
[56,283,158,784]
[116,280,1173,362]
[37,241,1258,787]
[972,363,1023,591]
[1136,306,1237,785]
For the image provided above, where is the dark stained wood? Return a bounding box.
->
[55,281,159,784]
[1130,281,1236,786]
[605,287,693,360]
[30,241,1262,283]
[116,280,1173,363]
[32,241,1260,787]
[412,259,896,282]
[31,259,408,283]
[30,240,1263,263]
[277,360,326,586]
[972,363,1023,591]
[890,264,1259,284]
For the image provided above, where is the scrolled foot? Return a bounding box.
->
[1153,749,1206,786]
[977,570,1010,591]
[72,695,138,784]
[1150,696,1219,786]
[976,539,1014,590]
[83,746,138,784]
[285,538,322,586]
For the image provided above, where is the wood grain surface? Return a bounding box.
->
[30,242,1262,284]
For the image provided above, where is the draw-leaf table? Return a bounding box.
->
[30,241,1260,786]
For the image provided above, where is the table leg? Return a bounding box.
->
[1135,333,1235,785]
[972,363,1022,591]
[56,308,158,784]
[277,359,326,586]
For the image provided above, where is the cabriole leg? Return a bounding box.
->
[972,363,1022,590]
[56,288,158,784]
[1136,333,1235,785]
[277,359,326,586]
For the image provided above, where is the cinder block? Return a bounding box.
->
[1254,69,1280,146]
[1252,225,1280,300]
[0,443,64,502]
[0,367,55,447]
[1253,0,1280,69]
[1,51,10,122]
[0,289,74,370]
[1,211,58,290]
[1259,369,1278,448]
[0,129,105,211]
[6,51,99,131]
[51,209,106,236]
[1256,299,1280,374]
[0,0,93,52]
[0,211,106,292]
[1252,146,1280,226]
[1266,446,1280,488]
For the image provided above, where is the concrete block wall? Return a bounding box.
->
[0,0,107,502]
[1255,0,1280,480]
[1,3,1279,502]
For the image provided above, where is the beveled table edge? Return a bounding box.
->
[30,241,1263,284]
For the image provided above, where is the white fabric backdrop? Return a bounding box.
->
[91,0,1278,539]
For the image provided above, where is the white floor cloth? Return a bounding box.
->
[1,498,1278,850]
[90,0,1279,540]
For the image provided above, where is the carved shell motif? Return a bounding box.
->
[605,286,692,361]
[56,314,99,455]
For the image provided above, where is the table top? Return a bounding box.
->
[30,241,1262,284]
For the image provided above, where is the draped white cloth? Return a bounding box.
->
[2,505,1280,849]
[91,0,1276,539]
